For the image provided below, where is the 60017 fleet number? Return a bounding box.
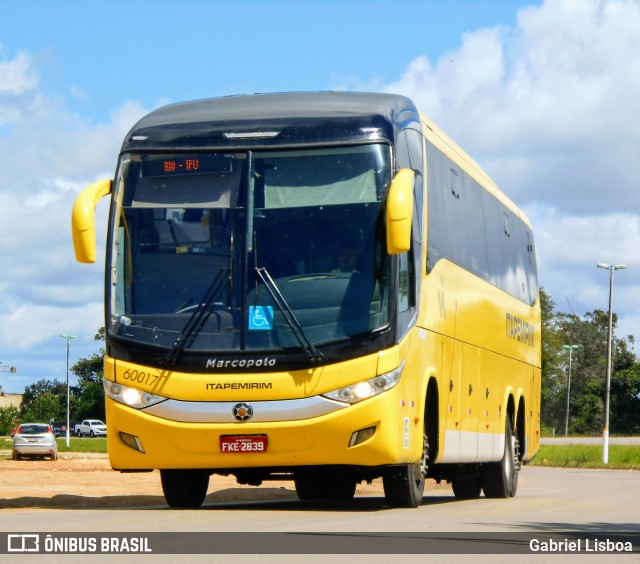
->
[121,369,158,386]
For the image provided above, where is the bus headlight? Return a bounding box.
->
[321,361,405,405]
[103,379,167,409]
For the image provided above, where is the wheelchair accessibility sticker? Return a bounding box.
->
[249,306,274,330]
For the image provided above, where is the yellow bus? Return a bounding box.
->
[72,92,540,508]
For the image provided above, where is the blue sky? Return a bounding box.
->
[2,0,640,393]
[1,0,530,119]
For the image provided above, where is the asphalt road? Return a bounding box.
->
[2,466,638,563]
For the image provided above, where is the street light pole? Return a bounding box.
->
[596,263,627,464]
[562,344,580,437]
[60,334,76,448]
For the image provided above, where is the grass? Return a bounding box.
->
[56,437,108,453]
[530,444,640,470]
[1,436,107,454]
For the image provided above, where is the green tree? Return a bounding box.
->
[20,379,71,423]
[541,292,638,435]
[71,328,106,420]
[610,363,640,434]
[540,288,566,431]
[0,405,20,435]
[18,330,106,425]
[555,310,606,435]
[568,310,635,434]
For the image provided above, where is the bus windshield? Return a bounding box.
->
[108,144,391,356]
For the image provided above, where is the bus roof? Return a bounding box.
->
[122,92,421,152]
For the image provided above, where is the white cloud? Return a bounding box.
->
[531,208,640,267]
[386,0,640,211]
[0,50,38,94]
[385,0,640,341]
[0,49,41,126]
[1,302,103,350]
[0,49,148,389]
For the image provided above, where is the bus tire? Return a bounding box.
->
[482,416,519,498]
[325,476,357,501]
[451,475,482,499]
[294,471,356,502]
[294,474,325,501]
[160,469,210,508]
[383,463,425,508]
[383,433,427,508]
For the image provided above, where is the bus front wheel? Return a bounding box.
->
[294,472,325,501]
[383,434,427,508]
[160,469,210,508]
[383,462,425,508]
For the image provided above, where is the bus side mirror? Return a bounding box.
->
[72,179,112,263]
[386,168,415,255]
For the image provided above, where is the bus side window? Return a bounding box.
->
[398,247,415,313]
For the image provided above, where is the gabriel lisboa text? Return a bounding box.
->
[530,537,633,553]
[6,534,152,554]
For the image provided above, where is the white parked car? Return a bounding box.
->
[12,423,58,461]
[74,419,107,437]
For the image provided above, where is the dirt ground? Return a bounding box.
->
[0,452,413,510]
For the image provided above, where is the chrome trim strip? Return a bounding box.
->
[142,395,348,423]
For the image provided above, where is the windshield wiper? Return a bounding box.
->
[166,268,229,365]
[255,267,326,363]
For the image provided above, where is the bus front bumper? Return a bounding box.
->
[105,389,422,471]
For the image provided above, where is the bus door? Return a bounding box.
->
[460,344,481,462]
[441,336,461,462]
[477,349,500,461]
[441,338,481,463]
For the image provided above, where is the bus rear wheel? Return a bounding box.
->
[160,469,210,508]
[482,416,519,498]
[451,475,482,499]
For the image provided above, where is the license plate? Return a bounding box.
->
[220,434,268,453]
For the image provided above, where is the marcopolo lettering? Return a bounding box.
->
[205,357,277,369]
